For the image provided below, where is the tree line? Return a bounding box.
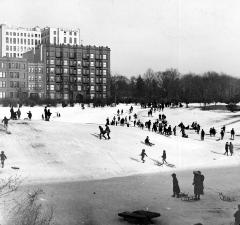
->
[110,68,240,105]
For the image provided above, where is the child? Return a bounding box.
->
[162,150,167,164]
[140,149,148,163]
[0,151,7,168]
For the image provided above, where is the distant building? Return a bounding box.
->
[0,24,41,58]
[0,57,28,100]
[41,27,81,45]
[28,62,45,99]
[23,44,111,102]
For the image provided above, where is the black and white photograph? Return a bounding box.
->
[0,0,240,224]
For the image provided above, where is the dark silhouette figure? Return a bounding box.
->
[162,150,167,164]
[192,171,204,200]
[0,151,7,168]
[140,149,148,163]
[171,173,180,198]
[99,126,106,139]
[234,204,240,225]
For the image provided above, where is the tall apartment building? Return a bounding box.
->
[28,63,45,99]
[0,24,41,58]
[0,57,28,100]
[23,44,110,102]
[41,27,81,45]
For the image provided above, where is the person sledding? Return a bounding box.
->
[144,136,154,146]
[99,126,107,139]
[140,149,148,163]
[0,151,7,168]
[2,116,10,129]
[171,173,180,198]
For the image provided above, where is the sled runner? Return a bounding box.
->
[118,210,160,224]
[11,166,19,170]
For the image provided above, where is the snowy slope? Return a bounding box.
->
[0,103,239,184]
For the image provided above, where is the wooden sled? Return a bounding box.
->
[180,193,198,202]
[118,210,160,224]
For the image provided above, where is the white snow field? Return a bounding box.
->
[0,103,239,183]
[0,103,240,225]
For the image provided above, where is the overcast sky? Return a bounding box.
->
[1,0,240,77]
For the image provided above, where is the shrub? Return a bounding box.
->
[226,103,238,112]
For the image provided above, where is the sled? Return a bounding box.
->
[11,166,19,170]
[118,210,160,224]
[218,192,236,202]
[141,141,155,146]
[180,193,198,202]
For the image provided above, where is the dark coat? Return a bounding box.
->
[193,174,204,195]
[172,177,180,194]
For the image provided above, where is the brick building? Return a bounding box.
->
[28,62,45,98]
[24,44,111,102]
[0,57,28,100]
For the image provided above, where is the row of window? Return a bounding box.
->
[0,81,26,88]
[28,75,42,81]
[0,63,26,70]
[29,84,42,90]
[47,75,106,83]
[6,45,34,52]
[6,37,40,45]
[46,51,107,60]
[6,53,23,57]
[6,31,40,37]
[28,67,43,73]
[47,67,107,75]
[47,84,107,92]
[48,93,106,100]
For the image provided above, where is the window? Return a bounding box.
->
[103,62,107,68]
[90,53,94,59]
[77,60,81,66]
[90,61,94,67]
[63,68,68,74]
[0,92,6,98]
[103,54,107,60]
[91,78,94,83]
[69,37,72,43]
[91,86,95,91]
[77,69,81,74]
[103,78,106,84]
[0,81,6,87]
[54,31,56,35]
[90,94,95,99]
[74,38,77,44]
[77,85,81,91]
[6,37,9,43]
[103,85,106,92]
[50,93,55,99]
[50,76,55,82]
[6,46,9,51]
[50,68,55,73]
[63,93,68,100]
[103,70,107,75]
[50,59,55,64]
[54,37,56,44]
[50,85,54,91]
[63,60,68,66]
[77,76,81,82]
[64,37,66,43]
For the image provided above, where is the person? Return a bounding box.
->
[2,116,10,129]
[201,129,205,141]
[162,150,167,164]
[145,136,150,145]
[229,142,234,156]
[27,111,32,120]
[192,171,204,200]
[231,128,235,140]
[99,126,106,139]
[47,109,52,121]
[171,173,180,198]
[42,114,44,120]
[44,106,48,121]
[234,204,240,225]
[224,142,229,156]
[105,125,111,139]
[220,129,224,140]
[17,108,21,119]
[140,149,148,163]
[173,126,176,136]
[0,151,7,168]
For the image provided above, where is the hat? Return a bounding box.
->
[171,173,176,177]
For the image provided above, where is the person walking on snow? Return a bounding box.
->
[201,129,205,141]
[229,142,234,156]
[231,128,235,140]
[162,150,167,164]
[140,149,148,163]
[105,125,111,139]
[2,116,10,129]
[234,204,240,225]
[0,151,7,168]
[192,171,204,200]
[27,111,32,120]
[224,142,229,156]
[99,126,106,139]
[171,173,180,198]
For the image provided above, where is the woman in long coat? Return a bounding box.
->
[171,173,180,198]
[193,171,204,200]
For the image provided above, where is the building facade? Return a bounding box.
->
[28,62,45,99]
[0,57,28,100]
[24,44,110,102]
[41,27,81,45]
[0,24,41,58]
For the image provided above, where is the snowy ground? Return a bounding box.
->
[0,103,240,224]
